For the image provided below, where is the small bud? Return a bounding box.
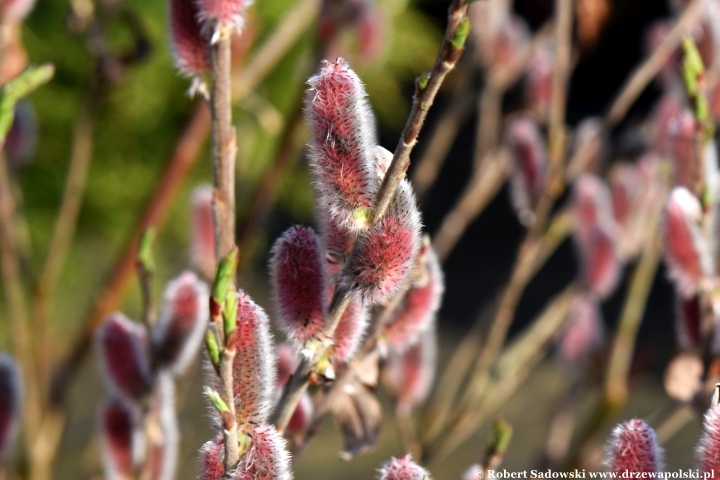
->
[305,58,378,233]
[232,291,276,426]
[506,116,548,226]
[169,0,210,77]
[330,293,369,364]
[205,331,221,369]
[0,354,22,459]
[96,313,153,403]
[663,187,712,297]
[191,185,216,280]
[675,293,701,349]
[269,226,326,346]
[383,246,444,353]
[383,326,437,418]
[212,247,239,304]
[557,294,604,364]
[196,0,251,36]
[153,272,209,374]
[345,179,422,303]
[99,399,141,480]
[605,419,664,473]
[377,454,432,480]
[697,403,720,475]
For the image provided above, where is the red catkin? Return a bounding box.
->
[153,271,209,374]
[605,419,664,474]
[377,454,432,480]
[269,225,326,346]
[169,0,209,77]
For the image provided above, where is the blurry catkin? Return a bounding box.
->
[572,175,621,298]
[305,58,378,233]
[100,399,139,480]
[269,225,326,346]
[196,0,251,36]
[329,292,369,364]
[169,0,209,77]
[377,454,432,480]
[344,179,422,303]
[0,354,21,459]
[96,313,153,403]
[383,326,437,418]
[605,419,664,474]
[697,403,720,475]
[663,187,712,297]
[0,0,36,23]
[506,116,548,226]
[383,245,444,353]
[557,294,604,365]
[232,291,276,426]
[152,271,209,374]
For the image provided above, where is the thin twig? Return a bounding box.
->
[270,0,472,433]
[432,150,511,262]
[604,222,662,406]
[209,26,239,471]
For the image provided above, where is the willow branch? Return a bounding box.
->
[270,0,472,433]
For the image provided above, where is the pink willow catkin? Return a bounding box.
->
[96,313,153,403]
[269,225,326,346]
[0,353,21,459]
[199,427,292,480]
[152,271,209,374]
[507,115,548,226]
[605,419,664,474]
[377,454,432,480]
[231,291,276,426]
[196,0,251,35]
[169,0,209,77]
[100,399,138,480]
[345,178,422,303]
[572,174,621,299]
[383,244,444,353]
[305,58,378,233]
[697,403,720,475]
[663,187,712,297]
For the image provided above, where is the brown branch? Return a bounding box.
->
[208,26,239,471]
[270,0,472,433]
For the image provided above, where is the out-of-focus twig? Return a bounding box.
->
[604,0,706,127]
[432,150,511,262]
[604,226,662,407]
[50,0,317,406]
[426,284,578,465]
[31,94,96,393]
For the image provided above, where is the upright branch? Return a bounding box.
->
[271,0,471,433]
